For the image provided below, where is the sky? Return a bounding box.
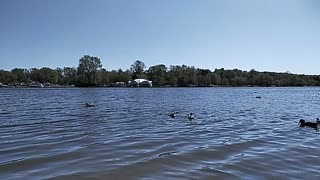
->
[0,0,320,74]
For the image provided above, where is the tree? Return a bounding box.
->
[0,70,16,84]
[147,64,167,86]
[211,73,221,85]
[55,68,64,84]
[30,68,41,82]
[62,67,77,85]
[39,67,58,84]
[248,69,258,85]
[231,76,246,86]
[117,69,131,83]
[99,68,110,85]
[11,68,28,83]
[253,73,273,86]
[130,60,146,79]
[77,55,103,86]
[196,68,211,86]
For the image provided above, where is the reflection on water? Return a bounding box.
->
[1,87,320,179]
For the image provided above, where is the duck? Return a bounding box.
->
[298,119,320,129]
[169,112,177,118]
[85,102,95,107]
[188,113,194,120]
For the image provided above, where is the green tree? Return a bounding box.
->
[55,68,64,84]
[30,68,41,82]
[117,69,131,83]
[252,73,273,86]
[196,69,211,86]
[62,67,77,85]
[231,76,246,86]
[211,73,222,85]
[77,55,103,86]
[11,68,28,83]
[100,68,110,85]
[248,69,258,85]
[147,64,168,86]
[106,69,131,84]
[0,70,16,84]
[130,60,146,79]
[39,67,58,84]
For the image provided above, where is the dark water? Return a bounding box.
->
[1,87,320,179]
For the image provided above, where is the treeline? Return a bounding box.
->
[1,55,320,87]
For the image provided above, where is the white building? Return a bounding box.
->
[128,79,152,87]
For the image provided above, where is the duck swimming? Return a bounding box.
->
[188,113,194,120]
[85,102,95,107]
[299,119,319,129]
[169,112,177,118]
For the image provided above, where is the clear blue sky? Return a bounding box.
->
[1,0,319,74]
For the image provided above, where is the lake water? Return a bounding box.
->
[1,87,320,179]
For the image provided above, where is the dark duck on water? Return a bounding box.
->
[299,119,320,129]
[188,113,194,120]
[169,112,177,118]
[85,102,95,107]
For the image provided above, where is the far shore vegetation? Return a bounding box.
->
[1,55,320,87]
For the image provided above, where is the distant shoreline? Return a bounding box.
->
[1,58,320,88]
[1,85,319,89]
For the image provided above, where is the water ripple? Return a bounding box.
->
[1,87,320,179]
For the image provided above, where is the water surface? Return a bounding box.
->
[1,87,320,179]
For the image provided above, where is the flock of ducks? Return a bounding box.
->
[85,102,195,120]
[85,102,320,129]
[169,112,194,120]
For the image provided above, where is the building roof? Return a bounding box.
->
[133,79,151,84]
